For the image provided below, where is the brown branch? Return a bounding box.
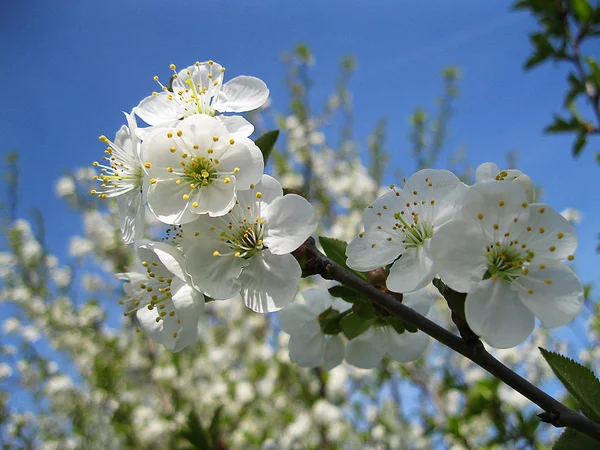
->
[299,237,600,442]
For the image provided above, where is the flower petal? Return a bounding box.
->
[518,263,584,328]
[429,220,489,293]
[237,174,283,207]
[216,137,264,188]
[217,116,254,137]
[193,177,237,217]
[117,190,144,245]
[302,288,334,316]
[402,285,437,316]
[278,302,320,336]
[135,92,182,127]
[239,251,301,313]
[475,162,500,182]
[345,328,387,369]
[323,336,345,371]
[288,331,324,368]
[146,179,199,225]
[346,227,405,272]
[465,279,535,348]
[263,194,317,255]
[185,240,247,299]
[520,204,577,262]
[170,278,204,352]
[149,241,186,281]
[215,76,270,112]
[387,245,436,293]
[386,328,430,363]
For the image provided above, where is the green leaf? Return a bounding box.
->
[571,0,593,22]
[328,285,367,304]
[586,57,600,85]
[573,131,588,156]
[318,236,367,280]
[384,316,406,334]
[545,115,582,133]
[340,314,372,340]
[352,302,377,320]
[209,405,224,444]
[539,348,600,422]
[254,130,279,165]
[553,428,600,450]
[180,409,211,450]
[524,33,555,70]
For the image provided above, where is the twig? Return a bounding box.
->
[299,237,600,442]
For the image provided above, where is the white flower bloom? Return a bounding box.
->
[141,114,263,224]
[346,169,467,293]
[69,236,94,257]
[476,162,534,202]
[430,181,584,348]
[117,239,204,351]
[135,60,269,137]
[279,289,350,370]
[92,112,145,244]
[55,176,76,197]
[560,207,582,224]
[183,175,317,313]
[344,287,435,369]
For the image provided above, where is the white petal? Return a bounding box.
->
[521,204,578,262]
[429,220,489,293]
[475,162,500,182]
[386,328,430,363]
[217,116,254,137]
[135,92,182,127]
[185,240,247,299]
[140,128,183,174]
[136,304,164,342]
[239,251,301,313]
[146,180,199,225]
[238,174,282,206]
[193,178,237,218]
[518,263,584,328]
[346,228,404,272]
[134,239,173,278]
[345,328,387,369]
[431,182,469,226]
[387,246,436,293]
[215,76,270,112]
[302,288,334,316]
[402,285,437,316]
[363,190,404,229]
[465,279,535,348]
[323,336,345,371]
[217,138,264,188]
[263,195,316,255]
[170,279,204,352]
[176,115,228,157]
[119,272,148,298]
[148,241,186,281]
[117,190,144,244]
[288,332,324,368]
[278,302,320,336]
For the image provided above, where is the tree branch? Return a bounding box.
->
[300,237,600,442]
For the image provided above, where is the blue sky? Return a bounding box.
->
[1,1,598,290]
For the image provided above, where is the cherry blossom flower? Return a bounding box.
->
[346,169,467,293]
[135,60,268,137]
[140,114,263,224]
[430,181,584,348]
[344,287,437,369]
[182,175,317,313]
[278,288,351,370]
[476,162,534,202]
[92,112,145,243]
[117,239,204,351]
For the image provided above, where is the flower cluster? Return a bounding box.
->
[346,163,584,349]
[93,61,316,351]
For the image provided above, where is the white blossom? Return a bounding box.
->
[279,288,350,370]
[347,169,467,293]
[430,181,584,348]
[183,175,317,313]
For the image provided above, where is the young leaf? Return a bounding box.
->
[180,409,211,450]
[328,285,368,304]
[254,130,279,165]
[539,348,600,422]
[319,236,367,280]
[340,314,372,340]
[573,131,588,156]
[571,0,593,23]
[553,428,600,450]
